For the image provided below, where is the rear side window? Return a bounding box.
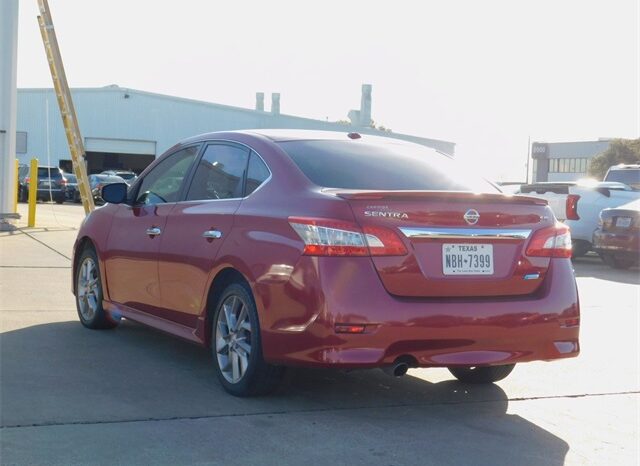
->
[278,140,498,192]
[245,152,270,196]
[186,144,249,201]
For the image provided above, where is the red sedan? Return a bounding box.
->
[72,130,580,396]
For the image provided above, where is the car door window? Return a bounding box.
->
[186,144,249,201]
[244,152,270,196]
[136,146,199,205]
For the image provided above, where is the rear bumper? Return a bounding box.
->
[36,188,65,201]
[259,257,580,368]
[593,228,640,254]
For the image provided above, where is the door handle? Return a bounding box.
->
[202,229,222,239]
[146,227,162,237]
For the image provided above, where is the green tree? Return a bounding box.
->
[588,138,640,179]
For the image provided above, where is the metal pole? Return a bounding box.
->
[525,136,531,184]
[0,0,20,230]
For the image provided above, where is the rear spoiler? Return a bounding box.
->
[323,189,548,206]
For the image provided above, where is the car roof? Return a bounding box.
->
[609,164,640,170]
[181,129,421,147]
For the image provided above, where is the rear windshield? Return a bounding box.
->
[278,140,498,192]
[606,169,640,188]
[38,167,62,179]
[117,173,136,180]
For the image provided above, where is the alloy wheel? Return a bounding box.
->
[215,295,252,384]
[77,257,100,322]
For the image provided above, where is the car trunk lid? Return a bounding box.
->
[328,189,554,298]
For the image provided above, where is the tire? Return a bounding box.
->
[55,198,64,204]
[600,253,634,270]
[75,245,119,329]
[448,364,515,384]
[571,240,590,258]
[18,187,28,203]
[211,282,284,397]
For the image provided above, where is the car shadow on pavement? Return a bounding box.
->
[1,319,569,465]
[572,255,640,285]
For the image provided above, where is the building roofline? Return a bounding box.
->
[18,85,455,148]
[532,139,614,145]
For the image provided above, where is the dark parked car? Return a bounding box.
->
[64,173,81,203]
[89,174,126,204]
[72,130,580,397]
[101,170,138,185]
[18,165,66,204]
[593,199,640,269]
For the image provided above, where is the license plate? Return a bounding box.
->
[443,244,494,275]
[615,217,632,228]
[41,181,51,187]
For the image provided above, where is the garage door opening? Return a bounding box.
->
[83,137,157,175]
[85,151,155,174]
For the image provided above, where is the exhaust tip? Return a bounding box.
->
[393,363,409,377]
[382,361,409,377]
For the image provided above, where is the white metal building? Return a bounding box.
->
[15,84,455,174]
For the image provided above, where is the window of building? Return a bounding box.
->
[549,157,590,174]
[16,132,27,154]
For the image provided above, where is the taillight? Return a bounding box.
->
[289,217,408,256]
[24,176,30,184]
[362,225,408,256]
[61,177,67,186]
[566,195,580,220]
[526,223,572,258]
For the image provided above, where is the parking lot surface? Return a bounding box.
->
[1,203,639,465]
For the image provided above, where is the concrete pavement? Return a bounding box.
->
[1,203,639,465]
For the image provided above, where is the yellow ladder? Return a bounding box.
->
[37,0,94,214]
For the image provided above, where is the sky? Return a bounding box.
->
[15,0,639,180]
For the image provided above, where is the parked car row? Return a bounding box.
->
[517,164,640,269]
[17,167,137,204]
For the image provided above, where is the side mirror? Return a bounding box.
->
[101,183,128,204]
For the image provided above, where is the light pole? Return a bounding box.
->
[0,0,20,230]
[525,136,531,184]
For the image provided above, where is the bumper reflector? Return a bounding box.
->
[335,324,367,334]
